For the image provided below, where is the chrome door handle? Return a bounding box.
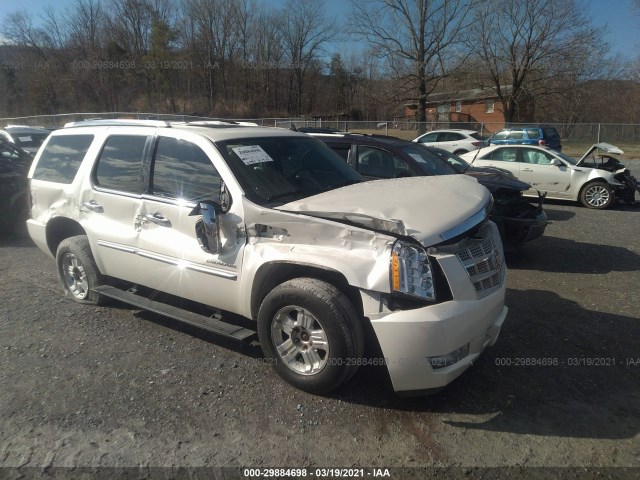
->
[144,213,172,227]
[82,200,104,213]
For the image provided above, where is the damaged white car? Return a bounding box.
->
[27,120,508,395]
[461,143,639,209]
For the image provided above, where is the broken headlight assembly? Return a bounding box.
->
[390,240,435,301]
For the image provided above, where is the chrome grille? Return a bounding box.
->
[455,228,505,298]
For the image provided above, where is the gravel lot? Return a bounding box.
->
[1,189,639,478]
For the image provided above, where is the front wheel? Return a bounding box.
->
[56,235,105,304]
[580,181,614,209]
[257,278,364,394]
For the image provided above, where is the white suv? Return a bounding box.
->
[27,120,508,395]
[413,129,486,155]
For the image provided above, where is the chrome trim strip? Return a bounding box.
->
[97,240,237,280]
[440,207,487,242]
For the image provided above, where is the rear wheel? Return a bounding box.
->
[56,235,105,304]
[580,181,614,209]
[257,278,364,394]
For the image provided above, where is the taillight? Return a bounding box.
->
[538,139,547,146]
[472,141,485,146]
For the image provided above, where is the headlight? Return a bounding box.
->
[390,240,435,301]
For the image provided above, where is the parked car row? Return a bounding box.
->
[309,132,547,248]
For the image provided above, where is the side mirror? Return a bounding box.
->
[551,158,562,166]
[190,201,222,254]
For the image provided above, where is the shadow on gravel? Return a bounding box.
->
[339,288,640,440]
[541,207,575,222]
[505,235,640,274]
[0,235,35,248]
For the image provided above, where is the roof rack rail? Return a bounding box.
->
[183,120,259,127]
[64,119,172,128]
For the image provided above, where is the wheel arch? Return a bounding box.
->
[46,217,87,256]
[250,262,364,321]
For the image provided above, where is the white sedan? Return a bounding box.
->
[460,143,638,209]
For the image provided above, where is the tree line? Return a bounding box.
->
[0,0,638,125]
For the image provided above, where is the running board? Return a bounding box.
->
[93,285,256,341]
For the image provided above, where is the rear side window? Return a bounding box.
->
[94,135,147,193]
[32,135,94,183]
[525,128,541,139]
[151,137,221,201]
[507,130,524,140]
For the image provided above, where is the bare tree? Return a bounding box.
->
[278,0,336,114]
[349,0,475,128]
[468,0,604,122]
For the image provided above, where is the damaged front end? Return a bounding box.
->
[577,143,639,204]
[466,170,548,248]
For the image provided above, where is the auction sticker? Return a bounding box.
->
[232,145,274,165]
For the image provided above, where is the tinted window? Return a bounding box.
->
[357,147,397,177]
[418,132,438,143]
[525,128,541,139]
[33,135,94,183]
[13,132,50,151]
[152,137,221,201]
[400,145,457,175]
[326,144,351,161]
[439,132,464,141]
[94,135,147,193]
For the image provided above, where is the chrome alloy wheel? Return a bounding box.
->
[270,306,329,375]
[585,184,611,207]
[61,253,90,300]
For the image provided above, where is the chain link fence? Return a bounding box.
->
[2,113,640,144]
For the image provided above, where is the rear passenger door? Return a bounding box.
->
[84,132,152,282]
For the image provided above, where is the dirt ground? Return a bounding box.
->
[1,197,639,479]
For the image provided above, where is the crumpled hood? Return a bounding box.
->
[276,175,491,247]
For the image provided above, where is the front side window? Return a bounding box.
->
[357,146,397,178]
[32,134,94,184]
[522,149,555,165]
[151,137,221,202]
[94,135,147,193]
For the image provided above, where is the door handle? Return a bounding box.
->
[144,213,172,227]
[522,168,533,172]
[82,200,104,213]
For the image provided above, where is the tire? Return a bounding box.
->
[580,181,614,209]
[257,278,364,394]
[56,235,105,305]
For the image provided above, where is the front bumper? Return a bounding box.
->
[368,285,507,394]
[501,209,548,246]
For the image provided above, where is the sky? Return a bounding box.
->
[0,0,638,60]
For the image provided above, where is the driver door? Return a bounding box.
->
[136,134,245,309]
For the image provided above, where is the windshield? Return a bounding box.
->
[216,136,363,206]
[399,144,459,176]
